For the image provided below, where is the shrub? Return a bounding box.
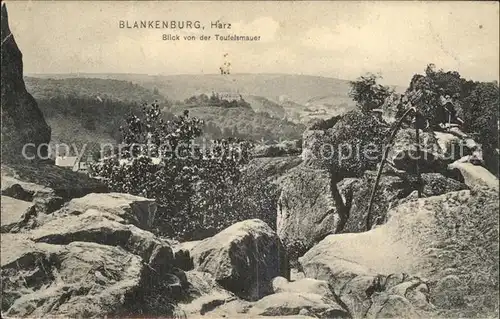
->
[90,102,255,240]
[349,73,393,112]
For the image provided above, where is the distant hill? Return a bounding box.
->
[28,73,406,124]
[25,76,306,159]
[27,73,348,102]
[25,77,166,104]
[24,77,168,159]
[170,104,305,142]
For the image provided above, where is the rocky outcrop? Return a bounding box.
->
[190,219,289,301]
[0,196,36,232]
[1,196,184,318]
[1,163,107,215]
[388,128,447,173]
[301,129,326,165]
[299,188,499,318]
[248,292,349,317]
[1,163,108,232]
[434,131,477,162]
[449,161,499,190]
[343,171,468,233]
[253,140,302,158]
[53,192,157,230]
[277,165,351,253]
[1,4,51,162]
[302,111,389,176]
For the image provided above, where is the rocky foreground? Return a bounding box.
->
[1,159,498,319]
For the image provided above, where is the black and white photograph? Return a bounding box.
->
[1,1,499,318]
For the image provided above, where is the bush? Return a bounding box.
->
[349,73,393,112]
[90,102,255,240]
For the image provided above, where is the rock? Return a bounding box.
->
[1,234,176,317]
[419,172,468,195]
[290,268,306,281]
[342,173,410,233]
[366,293,420,319]
[1,4,51,162]
[388,129,447,173]
[301,129,326,166]
[304,111,388,176]
[449,161,499,190]
[434,132,474,161]
[343,171,467,233]
[1,195,36,232]
[1,163,108,215]
[299,188,499,317]
[26,208,174,279]
[272,277,336,301]
[431,275,465,309]
[0,191,194,318]
[190,219,289,301]
[387,278,433,311]
[172,240,201,271]
[253,140,301,158]
[179,271,244,317]
[55,192,157,230]
[248,292,349,317]
[277,166,341,252]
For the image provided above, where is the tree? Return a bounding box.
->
[405,64,478,128]
[462,81,499,176]
[90,102,254,239]
[349,73,393,112]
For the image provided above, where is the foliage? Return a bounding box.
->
[307,115,342,131]
[90,102,263,240]
[25,77,166,104]
[313,110,390,178]
[183,93,251,108]
[403,64,498,175]
[404,64,477,127]
[349,73,393,112]
[171,105,305,142]
[37,95,139,141]
[462,82,499,175]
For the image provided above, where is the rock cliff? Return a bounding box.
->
[1,4,51,162]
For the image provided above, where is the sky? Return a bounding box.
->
[4,1,499,86]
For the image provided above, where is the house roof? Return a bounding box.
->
[55,156,79,167]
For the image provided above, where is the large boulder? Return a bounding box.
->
[54,192,157,231]
[1,4,51,162]
[28,209,173,269]
[190,219,289,301]
[299,188,499,318]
